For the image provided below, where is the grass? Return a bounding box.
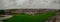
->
[3,11,56,22]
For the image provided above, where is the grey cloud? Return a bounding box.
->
[0,0,60,9]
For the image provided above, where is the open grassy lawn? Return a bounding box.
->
[3,11,56,22]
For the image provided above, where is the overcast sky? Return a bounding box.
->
[0,0,60,9]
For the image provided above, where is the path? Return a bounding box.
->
[0,15,13,22]
[56,14,60,22]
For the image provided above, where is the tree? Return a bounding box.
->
[0,10,5,17]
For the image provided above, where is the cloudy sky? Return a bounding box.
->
[0,0,60,9]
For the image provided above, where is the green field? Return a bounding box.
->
[3,11,56,22]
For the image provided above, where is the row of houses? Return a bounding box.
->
[4,9,54,14]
